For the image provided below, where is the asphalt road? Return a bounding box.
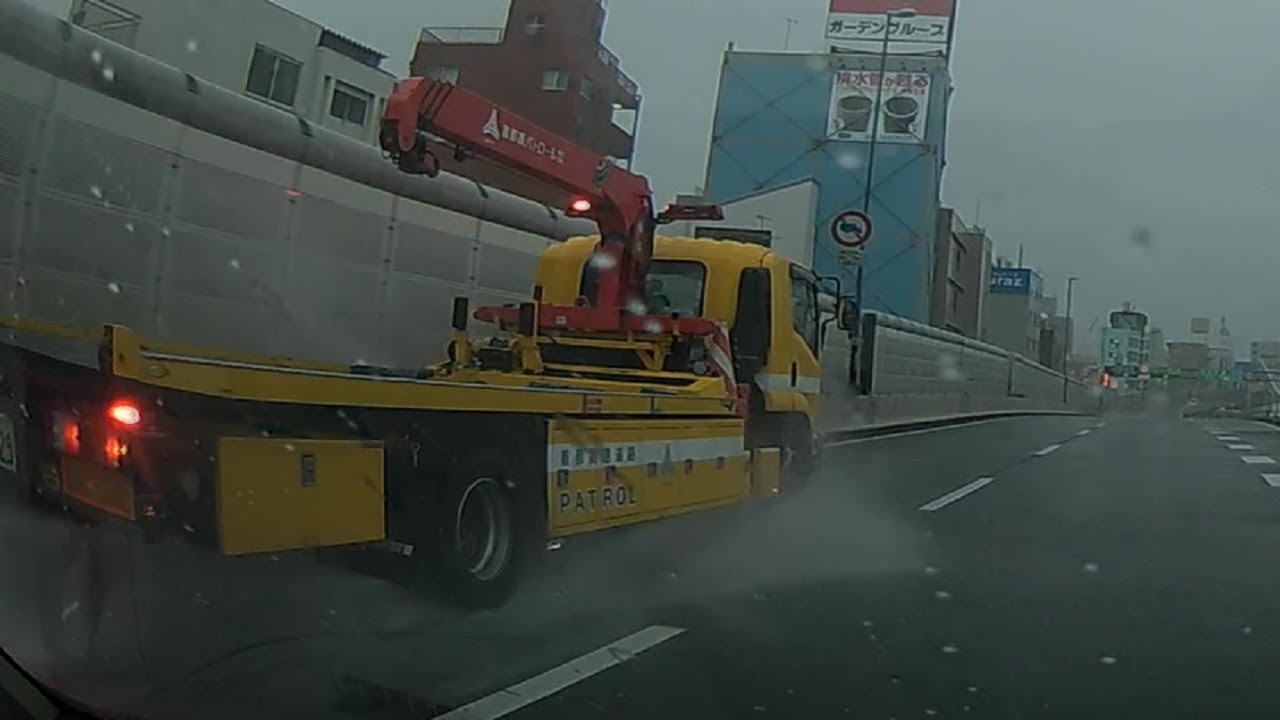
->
[7,412,1280,719]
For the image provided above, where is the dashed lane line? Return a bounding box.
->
[435,625,686,720]
[1033,444,1063,457]
[919,477,996,512]
[1263,474,1280,488]
[1242,456,1277,465]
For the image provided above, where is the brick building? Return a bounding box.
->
[410,0,640,208]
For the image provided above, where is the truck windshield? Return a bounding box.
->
[643,261,705,317]
[581,259,706,315]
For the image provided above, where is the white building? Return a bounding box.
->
[69,0,395,145]
[661,180,820,267]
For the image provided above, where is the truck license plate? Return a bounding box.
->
[0,413,17,473]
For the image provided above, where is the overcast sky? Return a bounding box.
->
[29,0,1280,354]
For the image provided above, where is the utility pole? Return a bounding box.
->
[784,18,798,50]
[856,8,916,316]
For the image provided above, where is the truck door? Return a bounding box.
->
[782,264,824,409]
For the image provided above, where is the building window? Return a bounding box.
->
[245,45,301,106]
[579,76,595,100]
[524,14,547,35]
[330,82,372,126]
[430,66,461,84]
[542,69,570,91]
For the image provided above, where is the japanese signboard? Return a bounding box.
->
[826,0,954,46]
[990,267,1033,295]
[827,70,931,144]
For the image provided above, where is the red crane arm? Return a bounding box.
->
[379,77,655,310]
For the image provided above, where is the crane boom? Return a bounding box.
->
[378,77,723,335]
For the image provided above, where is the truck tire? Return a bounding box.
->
[430,451,531,609]
[783,417,817,483]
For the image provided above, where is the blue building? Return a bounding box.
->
[703,49,952,322]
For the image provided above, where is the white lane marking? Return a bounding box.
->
[827,416,1023,447]
[919,477,995,512]
[435,625,685,720]
[1242,456,1277,465]
[1033,444,1062,457]
[1218,436,1242,442]
[1075,429,1092,437]
[1227,444,1255,450]
[1263,474,1280,487]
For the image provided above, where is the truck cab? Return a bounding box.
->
[536,235,825,472]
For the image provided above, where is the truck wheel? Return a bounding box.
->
[431,453,529,609]
[783,419,817,483]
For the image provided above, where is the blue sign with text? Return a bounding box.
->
[990,267,1032,294]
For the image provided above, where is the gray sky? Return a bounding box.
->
[30,0,1280,354]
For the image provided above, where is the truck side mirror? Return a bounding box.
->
[836,297,858,331]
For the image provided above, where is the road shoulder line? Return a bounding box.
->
[435,625,685,720]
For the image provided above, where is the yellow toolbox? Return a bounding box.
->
[216,437,385,555]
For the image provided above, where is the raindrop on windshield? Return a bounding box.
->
[186,38,200,53]
[229,258,241,270]
[834,150,864,171]
[90,48,102,65]
[643,319,664,334]
[161,226,172,238]
[924,565,939,575]
[589,251,617,270]
[124,222,134,233]
[1243,626,1253,635]
[1100,655,1118,665]
[107,282,120,294]
[934,590,952,600]
[966,686,978,694]
[626,297,648,315]
[941,644,959,654]
[89,184,102,199]
[101,66,115,82]
[1083,562,1099,573]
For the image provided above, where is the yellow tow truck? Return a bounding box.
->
[0,77,850,607]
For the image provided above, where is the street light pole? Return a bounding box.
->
[784,17,798,50]
[1062,276,1078,403]
[860,9,911,215]
[855,8,915,322]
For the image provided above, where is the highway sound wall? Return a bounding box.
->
[820,313,1101,431]
[0,0,592,366]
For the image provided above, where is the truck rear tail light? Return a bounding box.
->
[108,401,141,426]
[104,436,129,468]
[53,413,80,454]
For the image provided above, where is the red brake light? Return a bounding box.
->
[568,198,592,214]
[108,402,141,426]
